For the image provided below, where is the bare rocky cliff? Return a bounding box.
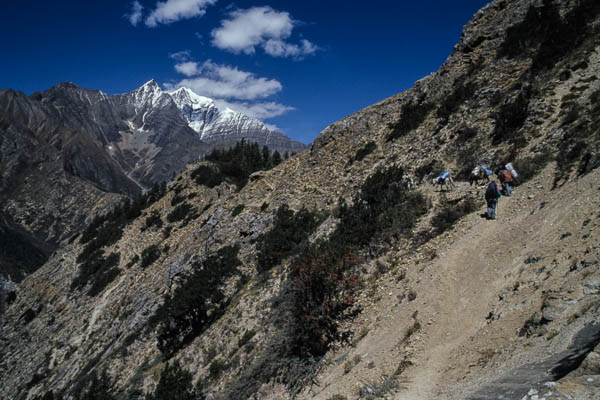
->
[1,0,599,399]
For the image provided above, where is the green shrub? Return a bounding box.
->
[191,165,224,188]
[71,251,120,297]
[387,101,435,141]
[167,203,193,223]
[140,245,161,269]
[146,361,199,400]
[238,329,256,348]
[208,358,228,380]
[353,141,376,162]
[231,204,245,217]
[256,205,322,273]
[142,211,163,232]
[195,140,283,189]
[79,371,116,400]
[511,152,552,185]
[492,92,529,146]
[335,166,429,248]
[150,246,241,356]
[431,197,480,235]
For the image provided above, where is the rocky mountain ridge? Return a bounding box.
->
[0,79,305,283]
[1,0,599,399]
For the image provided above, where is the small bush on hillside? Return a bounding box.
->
[150,246,241,356]
[71,251,120,297]
[231,204,245,217]
[255,205,322,273]
[511,151,552,185]
[431,197,480,235]
[353,141,377,162]
[142,211,163,232]
[208,359,228,380]
[79,371,115,400]
[387,101,435,141]
[140,245,161,269]
[492,93,529,146]
[238,329,256,348]
[146,361,201,400]
[191,165,224,189]
[166,203,193,223]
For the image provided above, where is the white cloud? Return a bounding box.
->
[174,61,201,76]
[168,60,282,100]
[214,99,294,120]
[264,39,318,58]
[126,1,144,26]
[211,6,318,59]
[145,0,217,27]
[169,50,192,61]
[166,59,294,122]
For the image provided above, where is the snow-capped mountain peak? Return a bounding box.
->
[164,85,305,153]
[129,79,168,112]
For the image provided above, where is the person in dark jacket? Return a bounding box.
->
[485,180,500,220]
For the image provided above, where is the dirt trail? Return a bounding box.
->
[395,169,599,399]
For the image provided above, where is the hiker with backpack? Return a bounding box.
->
[485,180,501,220]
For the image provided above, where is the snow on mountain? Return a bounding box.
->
[166,86,307,154]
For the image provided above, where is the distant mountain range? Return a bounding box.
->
[0,80,306,282]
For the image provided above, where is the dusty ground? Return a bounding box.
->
[304,165,600,400]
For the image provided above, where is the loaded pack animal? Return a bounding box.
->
[469,165,491,186]
[433,171,456,191]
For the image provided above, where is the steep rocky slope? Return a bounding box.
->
[0,80,305,284]
[1,0,599,399]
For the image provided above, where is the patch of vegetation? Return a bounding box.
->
[511,151,552,186]
[353,141,377,163]
[225,166,428,399]
[79,371,116,400]
[193,140,283,190]
[140,245,161,269]
[142,211,163,232]
[492,92,529,146]
[149,245,241,356]
[238,329,256,348]
[431,196,480,235]
[71,251,120,297]
[166,203,193,223]
[524,256,542,264]
[146,361,204,400]
[170,192,186,207]
[231,204,245,217]
[73,183,166,295]
[255,205,323,273]
[190,165,224,188]
[208,358,229,380]
[387,101,435,141]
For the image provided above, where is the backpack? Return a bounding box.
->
[485,182,499,200]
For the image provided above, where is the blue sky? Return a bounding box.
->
[1,0,490,144]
